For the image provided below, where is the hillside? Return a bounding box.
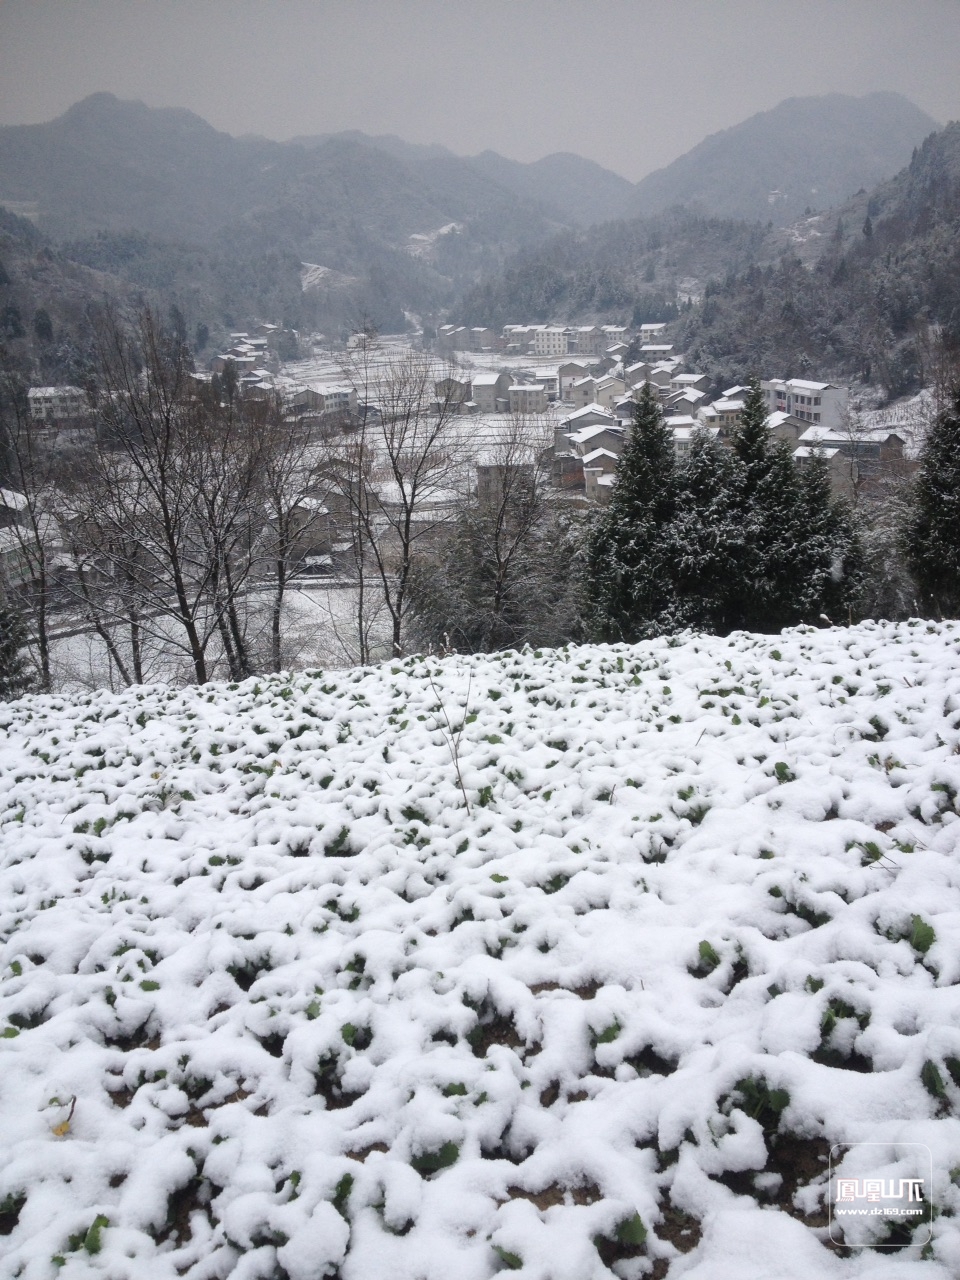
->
[674,121,960,396]
[0,206,136,389]
[2,622,960,1277]
[629,93,939,227]
[292,134,638,228]
[0,94,567,335]
[456,209,776,329]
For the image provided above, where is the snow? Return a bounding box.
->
[1,620,960,1278]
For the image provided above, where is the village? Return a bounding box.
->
[193,318,916,506]
[5,313,918,621]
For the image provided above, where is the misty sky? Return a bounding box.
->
[1,0,959,181]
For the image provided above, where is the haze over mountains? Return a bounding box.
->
[0,88,947,350]
[628,91,939,225]
[0,90,937,237]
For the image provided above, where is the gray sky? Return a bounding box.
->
[1,0,959,181]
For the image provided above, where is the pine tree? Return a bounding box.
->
[582,383,679,641]
[0,597,32,700]
[667,429,743,632]
[726,378,860,631]
[904,386,960,617]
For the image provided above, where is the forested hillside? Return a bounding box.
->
[675,123,960,394]
[0,94,571,336]
[628,92,938,226]
[0,207,135,387]
[457,210,776,329]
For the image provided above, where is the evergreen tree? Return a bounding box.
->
[904,386,960,617]
[582,383,679,641]
[725,379,861,631]
[706,378,862,630]
[0,597,32,700]
[581,378,861,641]
[667,429,743,632]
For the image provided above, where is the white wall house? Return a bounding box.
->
[532,327,569,357]
[27,386,88,423]
[761,379,848,430]
[508,384,547,415]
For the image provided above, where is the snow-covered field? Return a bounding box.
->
[2,621,960,1279]
[45,584,392,695]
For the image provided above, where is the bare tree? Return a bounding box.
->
[330,340,468,659]
[65,306,267,685]
[408,412,581,653]
[256,400,332,671]
[0,382,63,691]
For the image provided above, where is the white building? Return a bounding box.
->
[761,379,848,430]
[27,386,88,423]
[508,384,547,415]
[532,327,569,357]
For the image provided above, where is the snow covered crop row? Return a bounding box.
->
[2,621,960,1279]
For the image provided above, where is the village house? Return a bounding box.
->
[669,421,720,455]
[761,378,849,429]
[289,382,357,419]
[531,370,560,401]
[508,383,547,415]
[665,388,708,414]
[501,325,533,354]
[625,361,652,385]
[27,386,89,424]
[558,361,591,397]
[639,343,675,362]
[470,370,512,413]
[670,372,711,394]
[25,386,94,448]
[699,396,746,430]
[564,422,626,466]
[794,425,912,498]
[570,376,599,409]
[554,402,619,450]
[470,327,499,351]
[583,449,621,503]
[570,326,605,356]
[434,376,474,412]
[601,325,628,346]
[532,326,569,357]
[593,375,627,411]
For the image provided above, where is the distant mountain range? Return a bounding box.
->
[628,92,940,226]
[0,90,946,351]
[0,89,939,244]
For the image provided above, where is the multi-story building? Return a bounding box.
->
[532,327,569,357]
[470,371,512,413]
[570,326,605,356]
[761,379,848,429]
[27,386,88,424]
[508,384,547,415]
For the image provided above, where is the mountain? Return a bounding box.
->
[0,93,291,243]
[673,120,960,396]
[0,94,572,335]
[462,150,636,226]
[629,92,940,226]
[293,133,637,227]
[0,204,138,390]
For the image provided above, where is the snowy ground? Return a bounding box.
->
[45,584,393,695]
[2,621,960,1279]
